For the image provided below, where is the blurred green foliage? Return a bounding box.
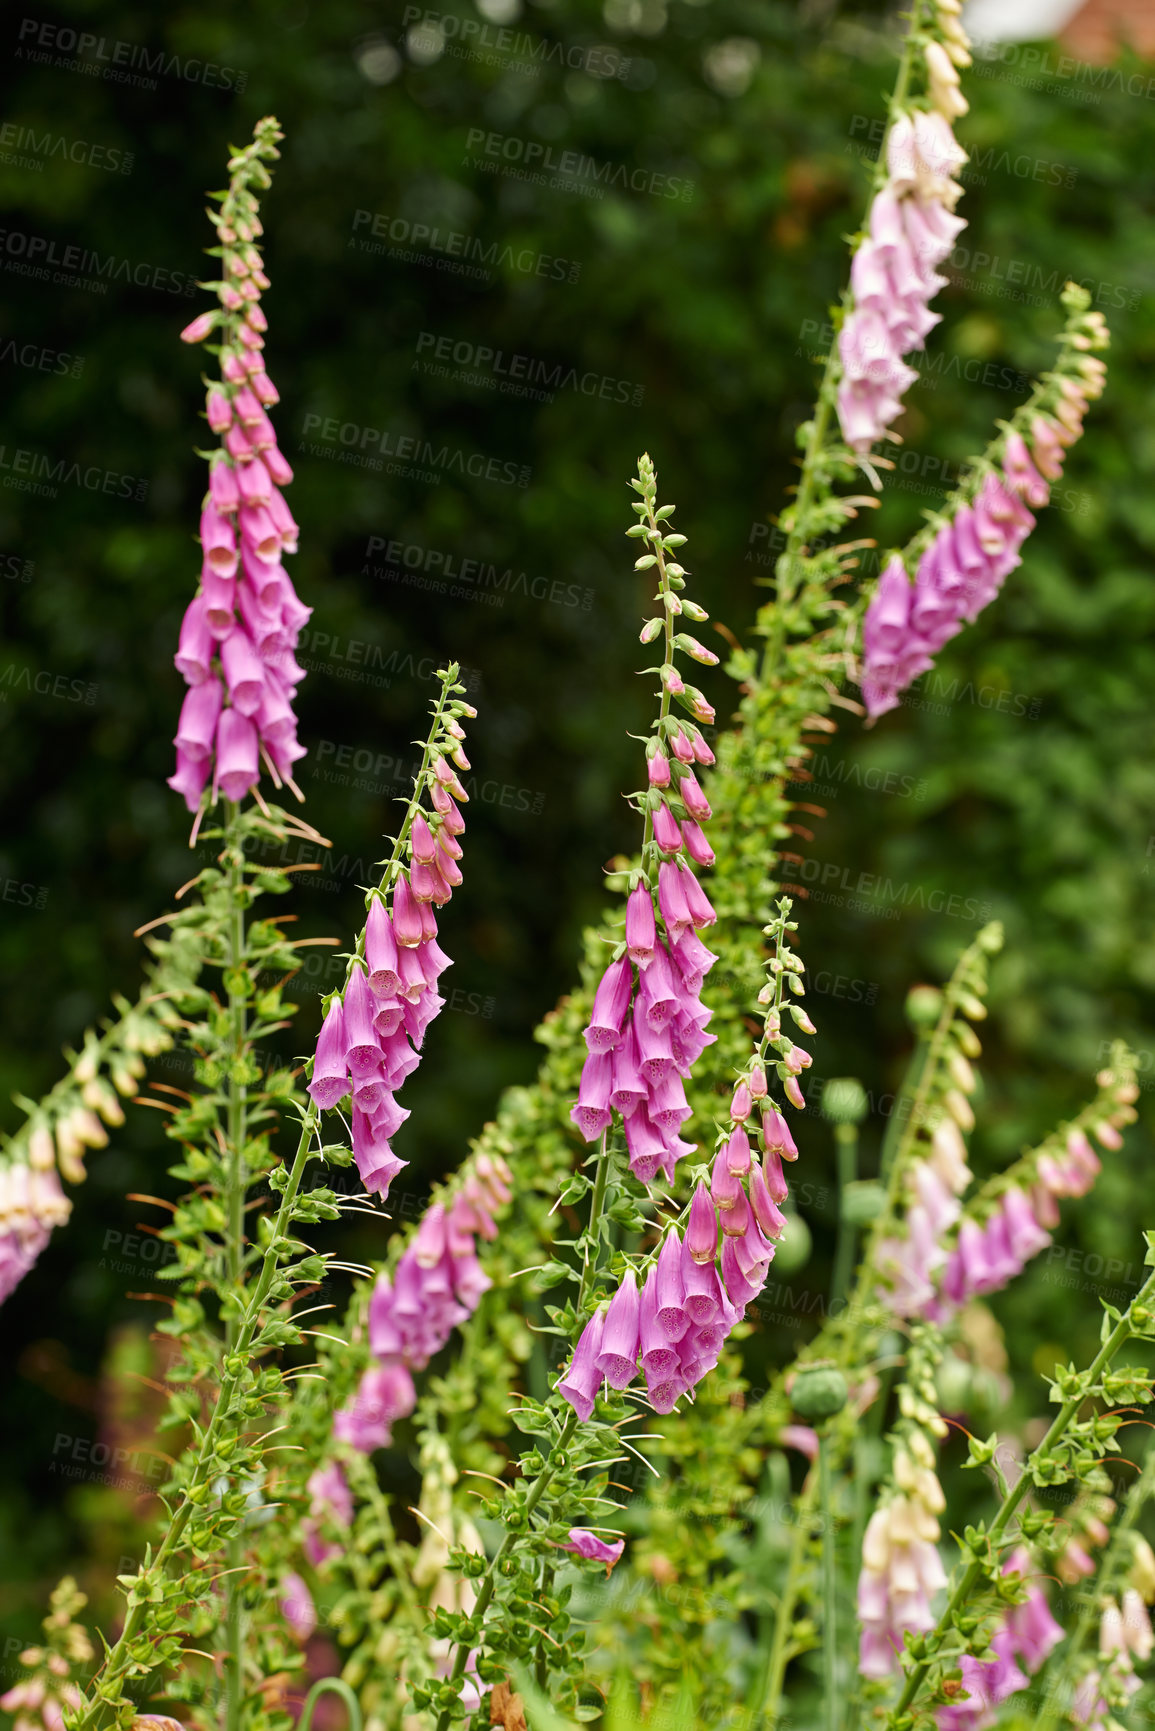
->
[0,0,1153,1654]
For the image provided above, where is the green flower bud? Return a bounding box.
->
[823,1077,868,1125]
[841,1181,886,1225]
[906,985,943,1028]
[791,1362,848,1419]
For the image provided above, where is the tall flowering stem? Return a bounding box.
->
[859,285,1109,716]
[889,1246,1155,1728]
[933,1050,1138,1315]
[306,661,476,1206]
[63,804,335,1728]
[1035,1452,1155,1731]
[291,667,480,1564]
[769,0,966,661]
[836,922,1003,1343]
[68,1077,335,1730]
[421,458,731,1726]
[172,115,310,818]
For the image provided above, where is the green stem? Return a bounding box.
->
[347,667,460,981]
[830,1124,858,1313]
[432,1410,579,1731]
[577,1131,612,1315]
[73,1102,322,1731]
[893,1265,1155,1721]
[748,1465,819,1729]
[877,1041,929,1187]
[535,1560,557,1688]
[639,491,676,879]
[343,1449,422,1624]
[835,977,961,1356]
[1035,1449,1155,1731]
[820,1436,838,1731]
[223,809,249,1731]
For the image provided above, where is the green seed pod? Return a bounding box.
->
[906,985,943,1028]
[772,1211,811,1274]
[823,1077,868,1125]
[791,1362,848,1419]
[841,1180,886,1226]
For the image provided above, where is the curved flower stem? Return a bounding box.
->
[892,1263,1155,1722]
[71,1102,321,1731]
[298,1677,363,1731]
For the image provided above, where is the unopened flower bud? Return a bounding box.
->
[24,1126,55,1172]
[944,1090,974,1131]
[947,1051,975,1093]
[180,311,218,344]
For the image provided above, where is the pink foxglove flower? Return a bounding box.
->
[279,1571,317,1643]
[301,1461,353,1568]
[572,853,718,1188]
[330,1157,512,1456]
[168,121,311,815]
[561,959,811,1420]
[858,1493,947,1678]
[935,1551,1064,1730]
[0,1159,71,1303]
[306,708,473,1203]
[836,109,967,454]
[560,1529,625,1573]
[860,381,1100,719]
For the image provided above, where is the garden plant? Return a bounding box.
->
[0,5,1151,1731]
